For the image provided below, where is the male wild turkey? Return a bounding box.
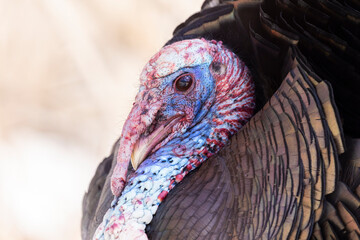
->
[82,0,360,239]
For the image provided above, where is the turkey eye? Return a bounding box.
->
[174,73,193,92]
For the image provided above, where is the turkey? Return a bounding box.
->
[82,0,360,239]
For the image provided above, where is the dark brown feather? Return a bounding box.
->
[81,150,114,240]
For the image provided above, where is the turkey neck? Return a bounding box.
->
[95,104,232,237]
[94,89,255,239]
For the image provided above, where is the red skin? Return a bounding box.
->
[157,190,168,202]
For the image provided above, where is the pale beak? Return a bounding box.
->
[131,115,183,170]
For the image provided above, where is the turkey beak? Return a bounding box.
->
[131,115,183,170]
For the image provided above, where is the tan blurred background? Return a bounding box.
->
[0,0,203,239]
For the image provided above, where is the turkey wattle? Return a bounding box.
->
[94,38,255,239]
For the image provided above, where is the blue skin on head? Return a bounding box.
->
[155,64,216,132]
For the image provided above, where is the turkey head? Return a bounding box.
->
[94,38,255,239]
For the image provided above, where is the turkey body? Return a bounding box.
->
[82,0,360,239]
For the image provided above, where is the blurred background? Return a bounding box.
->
[0,0,202,239]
